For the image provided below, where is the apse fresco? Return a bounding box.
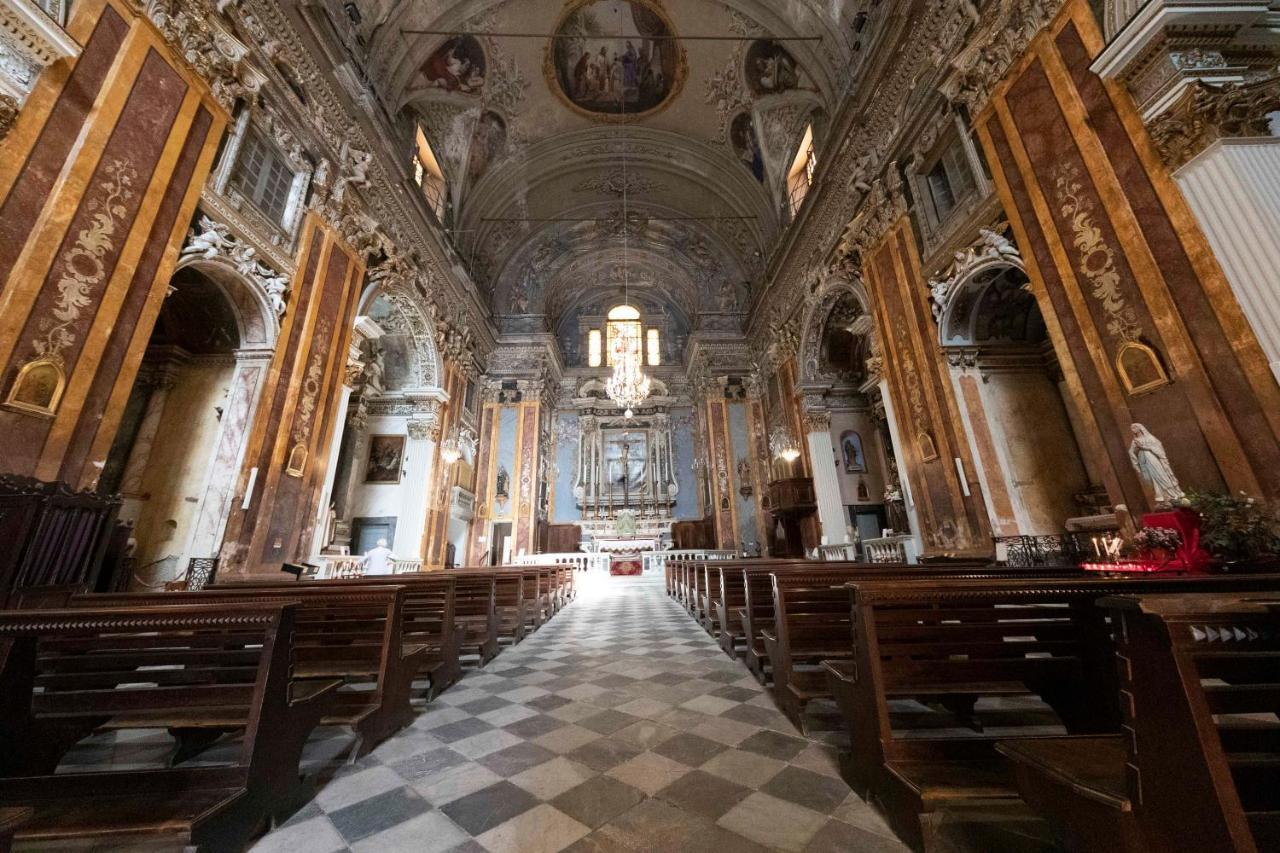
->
[730,112,764,183]
[744,39,806,96]
[423,36,486,93]
[549,0,682,118]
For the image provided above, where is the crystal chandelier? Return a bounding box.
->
[604,89,651,419]
[770,420,802,462]
[606,328,651,418]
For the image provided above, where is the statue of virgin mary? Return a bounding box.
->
[1128,423,1185,505]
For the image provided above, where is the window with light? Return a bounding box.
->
[414,125,448,220]
[586,305,661,369]
[787,124,816,217]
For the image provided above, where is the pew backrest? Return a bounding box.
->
[1102,593,1280,853]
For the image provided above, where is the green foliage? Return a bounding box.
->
[1185,491,1280,562]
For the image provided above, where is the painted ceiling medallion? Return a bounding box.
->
[546,0,686,122]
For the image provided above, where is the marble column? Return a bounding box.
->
[802,407,847,545]
[393,417,438,559]
[1174,139,1280,382]
[118,354,185,519]
[878,379,923,550]
[307,385,353,561]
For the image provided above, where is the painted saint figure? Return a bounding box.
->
[1127,423,1185,505]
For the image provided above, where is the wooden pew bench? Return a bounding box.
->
[827,574,1280,852]
[999,592,1280,853]
[713,559,813,659]
[456,568,526,646]
[212,573,463,700]
[449,571,500,665]
[78,585,427,759]
[0,604,333,851]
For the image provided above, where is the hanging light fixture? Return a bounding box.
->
[440,434,462,466]
[604,35,651,420]
[770,420,802,462]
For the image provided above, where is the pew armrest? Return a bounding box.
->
[996,736,1131,811]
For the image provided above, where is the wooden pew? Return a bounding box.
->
[827,574,1280,852]
[999,592,1280,853]
[211,574,463,700]
[78,585,428,758]
[0,603,334,850]
[713,559,812,658]
[455,568,527,646]
[448,570,500,665]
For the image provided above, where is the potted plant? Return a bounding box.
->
[1184,491,1280,572]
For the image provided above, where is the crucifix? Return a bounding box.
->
[619,434,633,509]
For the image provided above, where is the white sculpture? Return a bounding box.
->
[1128,423,1185,505]
[182,216,231,259]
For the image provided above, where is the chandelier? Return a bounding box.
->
[606,328,651,418]
[603,84,651,419]
[770,420,802,462]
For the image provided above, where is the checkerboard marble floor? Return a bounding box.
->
[247,573,910,853]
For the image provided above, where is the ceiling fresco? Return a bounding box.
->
[361,0,890,360]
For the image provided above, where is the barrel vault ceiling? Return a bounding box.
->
[335,0,892,343]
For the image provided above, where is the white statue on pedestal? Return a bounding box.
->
[1128,423,1185,505]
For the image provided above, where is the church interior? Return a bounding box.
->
[2,0,1280,850]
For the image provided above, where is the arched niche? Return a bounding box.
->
[101,264,273,588]
[798,279,872,384]
[935,251,1095,537]
[359,285,444,393]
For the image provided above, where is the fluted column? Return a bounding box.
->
[802,405,847,545]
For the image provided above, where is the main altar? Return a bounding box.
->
[570,383,679,550]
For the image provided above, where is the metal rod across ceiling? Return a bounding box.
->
[400,30,822,42]
[480,215,758,222]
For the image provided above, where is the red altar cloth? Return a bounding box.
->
[1141,507,1212,573]
[610,555,643,576]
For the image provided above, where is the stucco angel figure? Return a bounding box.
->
[1128,423,1185,505]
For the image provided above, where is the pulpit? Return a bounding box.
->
[768,477,818,558]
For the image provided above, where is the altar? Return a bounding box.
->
[596,536,658,552]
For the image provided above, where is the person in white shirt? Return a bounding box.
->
[363,538,395,576]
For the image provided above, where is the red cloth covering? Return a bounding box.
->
[610,555,643,576]
[1141,507,1213,573]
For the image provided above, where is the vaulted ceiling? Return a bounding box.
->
[350,0,890,350]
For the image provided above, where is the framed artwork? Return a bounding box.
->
[840,430,866,473]
[366,435,405,483]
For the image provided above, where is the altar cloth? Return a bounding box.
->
[610,555,643,576]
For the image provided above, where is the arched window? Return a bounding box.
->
[606,305,641,367]
[587,305,661,368]
[787,124,816,216]
[413,125,448,220]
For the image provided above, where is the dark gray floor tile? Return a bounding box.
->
[762,766,852,815]
[552,776,647,829]
[656,769,752,820]
[738,730,810,762]
[439,781,539,836]
[652,732,728,767]
[326,787,431,843]
[477,741,558,777]
[432,717,494,743]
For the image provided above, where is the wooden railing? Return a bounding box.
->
[863,535,919,564]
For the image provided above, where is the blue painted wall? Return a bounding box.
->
[553,411,580,522]
[671,406,698,520]
[727,401,760,550]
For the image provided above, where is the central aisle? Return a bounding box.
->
[252,574,907,853]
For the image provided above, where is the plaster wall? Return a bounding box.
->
[130,361,235,584]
